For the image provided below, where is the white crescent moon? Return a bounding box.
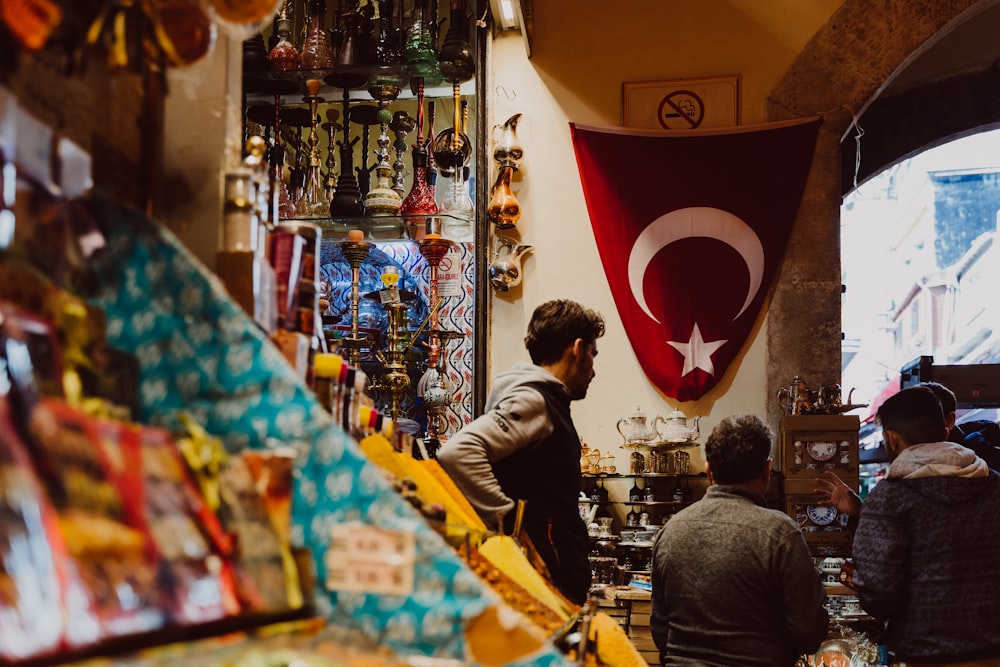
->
[628,207,765,324]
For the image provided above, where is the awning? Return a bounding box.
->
[865,376,901,422]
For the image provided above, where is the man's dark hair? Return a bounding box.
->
[921,381,957,415]
[524,299,605,366]
[704,415,772,484]
[877,385,946,446]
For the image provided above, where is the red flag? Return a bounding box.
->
[570,118,822,402]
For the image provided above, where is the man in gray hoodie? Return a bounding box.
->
[437,299,605,604]
[852,385,1000,666]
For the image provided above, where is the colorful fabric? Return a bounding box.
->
[570,118,821,401]
[81,193,572,665]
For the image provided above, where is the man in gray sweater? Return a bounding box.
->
[651,415,829,666]
[437,299,605,604]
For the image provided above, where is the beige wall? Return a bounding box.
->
[485,2,842,470]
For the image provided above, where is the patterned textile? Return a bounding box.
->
[82,193,571,666]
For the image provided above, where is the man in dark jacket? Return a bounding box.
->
[853,385,1000,665]
[922,381,1000,470]
[437,299,605,604]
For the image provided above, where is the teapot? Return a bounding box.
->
[616,405,664,445]
[662,410,701,442]
[776,375,816,415]
[489,236,533,291]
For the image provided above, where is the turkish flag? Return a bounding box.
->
[570,117,822,402]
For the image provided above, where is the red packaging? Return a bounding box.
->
[132,425,240,624]
[25,398,165,639]
[0,394,100,661]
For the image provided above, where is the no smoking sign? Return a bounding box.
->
[658,90,705,129]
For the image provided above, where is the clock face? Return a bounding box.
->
[807,504,839,526]
[806,440,838,462]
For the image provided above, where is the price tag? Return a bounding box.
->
[324,522,416,595]
[379,286,400,303]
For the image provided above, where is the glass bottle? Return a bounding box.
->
[403,0,442,83]
[626,506,640,528]
[301,0,335,70]
[364,164,402,216]
[371,0,402,68]
[440,166,474,239]
[268,1,302,71]
[438,0,475,83]
[400,145,438,239]
[629,478,643,503]
[644,482,656,503]
[270,146,296,220]
[294,80,329,218]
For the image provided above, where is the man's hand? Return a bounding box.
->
[813,470,862,518]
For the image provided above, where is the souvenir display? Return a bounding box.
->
[0,395,100,661]
[26,398,165,639]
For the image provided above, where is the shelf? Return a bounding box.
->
[617,438,699,449]
[582,472,706,479]
[244,67,476,103]
[278,213,474,242]
[579,499,692,508]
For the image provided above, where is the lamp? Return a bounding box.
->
[489,0,521,31]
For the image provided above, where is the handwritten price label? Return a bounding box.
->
[324,522,416,595]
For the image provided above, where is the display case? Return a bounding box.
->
[780,414,860,488]
[581,449,707,580]
[240,0,491,435]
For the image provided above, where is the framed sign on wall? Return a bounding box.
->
[623,75,741,130]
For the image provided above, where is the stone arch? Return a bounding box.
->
[761,0,987,428]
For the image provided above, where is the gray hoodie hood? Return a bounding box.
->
[484,362,568,411]
[887,441,993,505]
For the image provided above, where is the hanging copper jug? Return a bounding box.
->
[488,165,519,229]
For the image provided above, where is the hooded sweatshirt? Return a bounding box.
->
[437,362,592,603]
[852,441,1000,662]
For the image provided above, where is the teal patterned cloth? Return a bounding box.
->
[82,193,571,666]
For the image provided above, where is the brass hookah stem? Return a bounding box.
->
[340,241,371,366]
[324,121,337,198]
[461,99,468,138]
[427,259,441,366]
[451,81,461,151]
[306,81,321,166]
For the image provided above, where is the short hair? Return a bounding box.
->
[877,385,946,446]
[704,415,772,484]
[921,381,957,415]
[524,300,605,366]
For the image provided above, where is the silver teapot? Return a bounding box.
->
[616,405,664,446]
[488,236,533,291]
[662,410,701,442]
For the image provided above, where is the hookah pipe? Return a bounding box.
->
[321,108,340,203]
[416,236,463,443]
[335,229,373,367]
[389,110,415,197]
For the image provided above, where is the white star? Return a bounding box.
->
[667,323,727,377]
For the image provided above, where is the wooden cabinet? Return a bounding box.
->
[780,415,860,558]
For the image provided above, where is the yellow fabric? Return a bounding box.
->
[478,535,571,620]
